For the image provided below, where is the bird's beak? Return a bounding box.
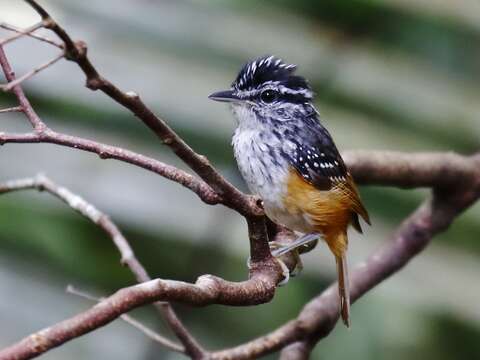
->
[208,89,241,103]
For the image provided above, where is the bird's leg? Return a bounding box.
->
[271,233,320,257]
[268,241,304,286]
[268,233,318,285]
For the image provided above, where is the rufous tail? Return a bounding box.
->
[336,253,350,327]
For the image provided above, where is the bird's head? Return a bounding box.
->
[209,56,314,127]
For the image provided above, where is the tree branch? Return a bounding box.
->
[0,21,45,46]
[0,45,45,130]
[343,150,477,189]
[23,0,262,217]
[0,264,284,360]
[0,129,220,205]
[0,174,209,358]
[1,51,65,91]
[0,23,63,49]
[0,175,199,353]
[66,286,185,354]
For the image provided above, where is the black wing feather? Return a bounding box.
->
[284,114,347,190]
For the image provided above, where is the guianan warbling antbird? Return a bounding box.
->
[209,55,370,327]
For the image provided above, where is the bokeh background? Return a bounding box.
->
[1,1,480,359]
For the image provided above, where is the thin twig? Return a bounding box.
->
[0,130,220,205]
[0,106,22,113]
[0,45,46,130]
[0,21,45,46]
[66,286,185,354]
[1,51,64,91]
[0,23,63,48]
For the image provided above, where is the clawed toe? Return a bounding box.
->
[275,257,290,286]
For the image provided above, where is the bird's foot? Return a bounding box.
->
[275,257,291,286]
[269,241,304,284]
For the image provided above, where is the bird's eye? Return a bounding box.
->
[260,90,278,103]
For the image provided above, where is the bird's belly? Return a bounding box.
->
[264,203,314,234]
[232,126,316,233]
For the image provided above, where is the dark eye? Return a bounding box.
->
[260,90,278,103]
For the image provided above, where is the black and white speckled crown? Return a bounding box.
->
[232,55,312,98]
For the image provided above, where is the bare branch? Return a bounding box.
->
[0,106,22,113]
[0,178,288,360]
[0,23,63,48]
[0,21,44,46]
[0,130,220,205]
[0,174,206,358]
[66,286,185,354]
[23,0,262,217]
[0,266,284,360]
[343,150,478,189]
[0,36,213,357]
[0,174,143,267]
[0,40,218,206]
[1,21,266,360]
[279,341,314,360]
[0,45,46,130]
[1,51,65,91]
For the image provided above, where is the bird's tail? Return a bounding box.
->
[325,231,351,327]
[336,253,350,327]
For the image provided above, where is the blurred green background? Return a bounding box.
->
[1,0,480,359]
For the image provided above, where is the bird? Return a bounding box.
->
[209,55,370,327]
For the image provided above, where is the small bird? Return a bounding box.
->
[209,55,370,326]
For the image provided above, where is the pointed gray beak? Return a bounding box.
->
[208,89,241,103]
